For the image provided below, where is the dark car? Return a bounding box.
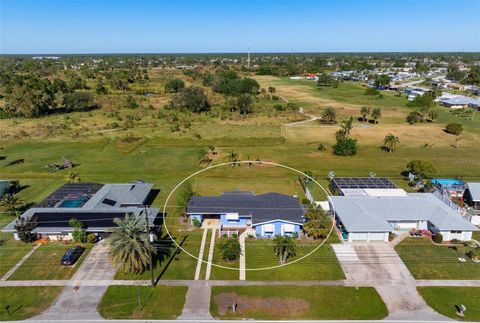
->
[61,246,85,266]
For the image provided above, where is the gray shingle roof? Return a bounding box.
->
[82,183,153,208]
[329,193,478,232]
[466,183,480,202]
[187,192,304,224]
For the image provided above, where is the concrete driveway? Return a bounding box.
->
[352,243,450,321]
[32,241,115,320]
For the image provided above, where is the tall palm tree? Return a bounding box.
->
[371,108,382,124]
[273,236,296,264]
[321,107,336,124]
[107,213,155,274]
[66,171,81,183]
[383,134,400,153]
[226,150,240,167]
[0,193,24,213]
[360,106,371,122]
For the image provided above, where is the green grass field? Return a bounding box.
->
[210,286,387,320]
[245,238,344,281]
[0,227,35,278]
[0,287,63,321]
[8,242,93,280]
[98,285,187,319]
[418,287,480,321]
[395,237,480,280]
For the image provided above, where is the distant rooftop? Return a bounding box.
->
[466,183,480,202]
[330,193,478,233]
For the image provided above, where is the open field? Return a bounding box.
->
[210,286,387,320]
[245,238,344,281]
[0,287,63,321]
[395,237,480,280]
[98,285,187,319]
[8,242,93,280]
[418,287,480,321]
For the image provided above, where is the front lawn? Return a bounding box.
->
[395,237,480,280]
[209,236,240,280]
[0,232,34,278]
[418,287,480,321]
[210,286,387,320]
[245,238,344,280]
[114,223,202,280]
[8,242,92,280]
[0,287,62,321]
[98,285,187,319]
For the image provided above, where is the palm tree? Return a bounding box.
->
[273,236,296,264]
[371,108,382,124]
[0,193,24,213]
[198,149,212,166]
[66,171,81,183]
[226,150,240,167]
[360,106,371,122]
[383,134,400,153]
[107,213,154,274]
[320,107,336,124]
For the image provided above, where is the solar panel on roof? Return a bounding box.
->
[102,198,117,206]
[332,177,398,189]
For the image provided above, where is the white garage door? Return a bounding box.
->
[350,232,368,241]
[368,232,386,241]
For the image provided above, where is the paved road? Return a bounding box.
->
[352,243,449,321]
[20,319,459,323]
[32,241,115,321]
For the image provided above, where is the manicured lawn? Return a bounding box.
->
[395,237,480,280]
[0,232,34,278]
[0,287,62,321]
[418,287,480,321]
[8,242,92,280]
[115,221,202,280]
[210,286,387,320]
[473,230,480,241]
[245,238,344,281]
[98,285,187,319]
[209,235,240,280]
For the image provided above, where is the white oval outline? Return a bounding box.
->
[162,160,335,271]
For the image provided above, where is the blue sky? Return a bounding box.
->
[0,0,479,54]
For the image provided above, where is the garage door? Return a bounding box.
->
[350,232,368,241]
[368,232,386,241]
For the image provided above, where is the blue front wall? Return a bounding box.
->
[254,221,301,238]
[220,214,250,226]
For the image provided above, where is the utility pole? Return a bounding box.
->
[144,207,155,287]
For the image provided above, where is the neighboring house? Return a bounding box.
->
[464,182,480,211]
[0,180,11,197]
[2,182,158,240]
[187,191,305,238]
[330,177,400,196]
[329,193,478,242]
[437,95,480,109]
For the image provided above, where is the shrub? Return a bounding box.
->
[72,228,87,243]
[273,104,285,111]
[192,217,201,227]
[333,138,357,156]
[406,111,423,124]
[364,87,380,96]
[317,143,326,151]
[433,233,443,244]
[218,237,241,261]
[445,122,463,135]
[169,86,210,113]
[164,78,185,93]
[125,95,139,109]
[86,233,98,243]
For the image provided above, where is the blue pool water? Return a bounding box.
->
[431,178,464,186]
[59,196,89,208]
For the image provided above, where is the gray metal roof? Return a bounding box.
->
[329,193,478,232]
[187,192,304,224]
[82,183,153,208]
[466,183,480,202]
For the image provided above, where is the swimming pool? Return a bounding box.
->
[431,178,464,186]
[59,196,89,208]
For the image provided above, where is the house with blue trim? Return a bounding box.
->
[186,192,305,238]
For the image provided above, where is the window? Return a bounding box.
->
[451,230,462,234]
[225,213,239,220]
[283,224,295,232]
[264,224,274,232]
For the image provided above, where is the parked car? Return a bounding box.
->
[61,246,85,266]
